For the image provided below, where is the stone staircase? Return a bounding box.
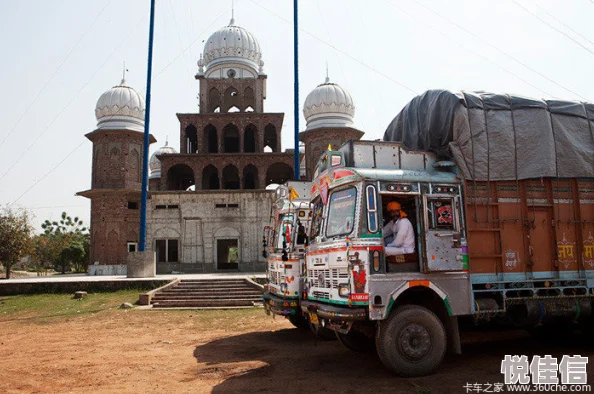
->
[150,279,264,308]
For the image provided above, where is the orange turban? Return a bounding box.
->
[387,201,407,218]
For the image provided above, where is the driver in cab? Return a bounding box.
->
[383,201,415,256]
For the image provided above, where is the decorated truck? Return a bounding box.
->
[263,181,313,328]
[301,90,594,377]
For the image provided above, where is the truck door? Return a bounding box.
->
[423,194,464,272]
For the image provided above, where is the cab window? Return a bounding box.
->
[326,187,357,238]
[309,198,324,243]
[275,214,294,249]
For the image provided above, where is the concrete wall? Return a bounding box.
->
[0,279,170,296]
[88,264,127,276]
[147,190,273,274]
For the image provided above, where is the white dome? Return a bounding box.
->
[149,142,177,179]
[202,18,262,73]
[95,79,145,132]
[303,77,355,131]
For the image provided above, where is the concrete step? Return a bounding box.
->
[172,285,259,290]
[175,282,248,286]
[163,287,262,293]
[157,291,262,297]
[149,279,264,309]
[178,279,247,284]
[152,294,262,300]
[152,299,263,308]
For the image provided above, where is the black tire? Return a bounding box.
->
[336,330,375,352]
[288,312,309,330]
[376,305,446,377]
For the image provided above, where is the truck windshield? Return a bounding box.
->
[275,214,294,249]
[326,187,357,238]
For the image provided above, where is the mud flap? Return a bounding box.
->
[445,316,461,355]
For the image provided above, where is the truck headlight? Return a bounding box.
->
[338,284,350,298]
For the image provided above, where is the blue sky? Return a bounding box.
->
[1,0,593,231]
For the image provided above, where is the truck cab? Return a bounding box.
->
[263,181,313,329]
[302,141,472,375]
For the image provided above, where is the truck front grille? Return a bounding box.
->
[308,268,348,290]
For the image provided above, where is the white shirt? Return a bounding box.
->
[384,217,415,250]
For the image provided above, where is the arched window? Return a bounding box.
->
[167,164,195,191]
[243,164,258,189]
[222,164,240,190]
[185,124,197,154]
[228,106,240,113]
[128,148,140,183]
[266,162,293,186]
[208,88,220,113]
[244,87,255,110]
[223,123,240,153]
[244,124,257,153]
[204,124,218,153]
[223,86,241,112]
[202,165,219,190]
[264,124,278,152]
[245,106,254,112]
[108,147,121,185]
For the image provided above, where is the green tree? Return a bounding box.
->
[32,233,63,275]
[0,206,33,279]
[39,212,89,274]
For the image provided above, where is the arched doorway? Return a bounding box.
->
[202,165,219,190]
[167,164,195,191]
[186,124,197,153]
[223,86,241,112]
[222,164,240,190]
[204,124,218,153]
[244,124,257,153]
[266,162,293,185]
[208,88,220,113]
[264,124,278,152]
[223,124,240,153]
[243,164,258,189]
[244,87,255,110]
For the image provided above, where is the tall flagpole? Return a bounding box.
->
[139,0,156,251]
[293,0,300,181]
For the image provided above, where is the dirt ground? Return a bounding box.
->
[1,306,593,394]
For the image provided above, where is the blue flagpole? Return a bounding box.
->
[139,0,156,251]
[293,0,300,181]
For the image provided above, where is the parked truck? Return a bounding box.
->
[301,90,594,377]
[263,181,313,329]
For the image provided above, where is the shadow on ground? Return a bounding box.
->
[191,327,594,394]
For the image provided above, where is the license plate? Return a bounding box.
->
[308,312,319,325]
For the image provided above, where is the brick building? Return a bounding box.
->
[79,17,364,274]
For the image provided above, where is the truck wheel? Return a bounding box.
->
[336,330,375,352]
[376,305,446,377]
[288,313,309,330]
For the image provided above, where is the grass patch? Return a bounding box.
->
[0,290,141,321]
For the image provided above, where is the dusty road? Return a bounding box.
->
[0,307,592,393]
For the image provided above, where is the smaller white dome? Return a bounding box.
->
[95,79,145,132]
[149,142,177,179]
[303,77,355,131]
[203,18,262,73]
